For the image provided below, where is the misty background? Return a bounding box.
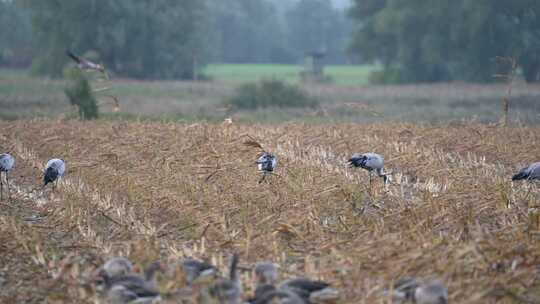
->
[1,0,540,124]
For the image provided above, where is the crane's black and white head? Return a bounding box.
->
[512,162,540,182]
[257,153,277,173]
[43,158,66,187]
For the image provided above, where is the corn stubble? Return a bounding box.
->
[0,120,539,303]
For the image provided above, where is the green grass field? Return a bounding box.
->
[1,66,540,124]
[204,63,376,85]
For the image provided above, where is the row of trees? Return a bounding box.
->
[348,0,540,83]
[3,0,540,83]
[1,0,350,79]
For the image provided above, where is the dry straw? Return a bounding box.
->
[0,120,539,303]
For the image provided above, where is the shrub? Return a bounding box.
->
[64,69,99,120]
[368,68,403,84]
[226,79,318,110]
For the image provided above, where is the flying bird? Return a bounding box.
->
[348,152,390,185]
[256,153,277,183]
[512,162,540,181]
[43,158,65,190]
[0,153,15,200]
[66,50,105,73]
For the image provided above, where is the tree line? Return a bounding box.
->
[1,0,350,79]
[1,0,539,83]
[348,0,540,83]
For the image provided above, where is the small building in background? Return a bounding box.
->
[300,50,327,83]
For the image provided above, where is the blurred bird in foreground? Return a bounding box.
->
[181,258,219,285]
[385,277,447,304]
[95,260,163,304]
[249,261,279,302]
[279,277,339,303]
[414,280,448,304]
[200,253,243,304]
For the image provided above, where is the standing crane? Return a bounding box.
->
[512,162,540,181]
[0,153,15,200]
[256,153,277,183]
[348,152,390,185]
[43,158,66,190]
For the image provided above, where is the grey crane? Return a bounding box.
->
[279,277,338,303]
[102,257,135,278]
[201,253,243,304]
[181,258,218,285]
[414,280,448,304]
[254,261,279,286]
[249,262,338,304]
[43,158,65,190]
[385,277,419,303]
[0,153,15,200]
[250,289,307,304]
[348,152,390,185]
[249,261,280,303]
[512,162,540,181]
[256,153,277,183]
[96,261,163,304]
[386,277,447,304]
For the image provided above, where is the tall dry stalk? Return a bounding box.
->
[493,56,517,127]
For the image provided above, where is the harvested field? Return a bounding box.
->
[0,120,539,303]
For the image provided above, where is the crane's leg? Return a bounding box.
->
[259,172,267,184]
[0,172,3,201]
[6,172,10,199]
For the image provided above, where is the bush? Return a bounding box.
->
[64,70,99,120]
[226,79,318,110]
[368,68,403,84]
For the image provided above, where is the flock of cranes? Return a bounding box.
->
[93,255,447,304]
[0,144,538,303]
[0,153,64,199]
